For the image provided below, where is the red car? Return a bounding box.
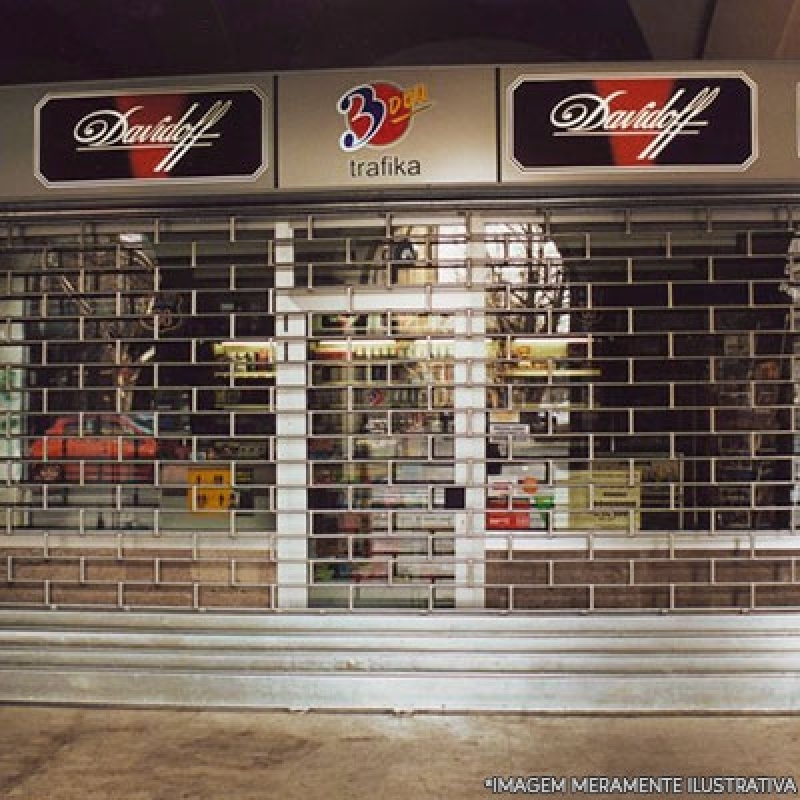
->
[30,413,158,484]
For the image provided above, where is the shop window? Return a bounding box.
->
[4,228,276,536]
[1,205,798,612]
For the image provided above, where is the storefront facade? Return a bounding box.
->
[2,63,800,709]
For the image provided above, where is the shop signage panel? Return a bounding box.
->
[35,87,267,186]
[505,72,756,175]
[278,68,496,188]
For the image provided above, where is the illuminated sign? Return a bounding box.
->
[36,87,266,185]
[510,74,756,171]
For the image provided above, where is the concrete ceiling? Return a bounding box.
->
[630,0,800,59]
[0,0,798,88]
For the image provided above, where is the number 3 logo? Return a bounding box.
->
[338,85,386,152]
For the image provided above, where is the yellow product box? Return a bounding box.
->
[565,469,641,531]
[187,466,235,512]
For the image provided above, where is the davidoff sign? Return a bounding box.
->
[509,74,756,171]
[35,87,266,185]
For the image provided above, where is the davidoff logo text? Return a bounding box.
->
[73,100,232,173]
[549,87,720,161]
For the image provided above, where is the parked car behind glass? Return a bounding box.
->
[29,413,158,484]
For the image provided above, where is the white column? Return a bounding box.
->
[0,285,26,531]
[453,318,487,608]
[453,216,489,608]
[273,221,309,608]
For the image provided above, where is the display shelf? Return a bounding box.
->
[370,536,432,556]
[208,340,275,422]
[213,370,274,379]
[310,338,455,361]
[307,321,457,603]
[485,332,597,531]
[309,312,455,339]
[712,333,787,530]
[503,367,601,377]
[394,558,455,580]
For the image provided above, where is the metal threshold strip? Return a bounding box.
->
[1,610,800,712]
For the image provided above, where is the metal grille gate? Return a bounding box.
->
[2,198,800,617]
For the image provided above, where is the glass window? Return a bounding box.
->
[4,228,276,536]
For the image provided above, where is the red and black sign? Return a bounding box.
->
[36,88,266,185]
[509,75,755,171]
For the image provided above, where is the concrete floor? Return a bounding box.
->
[1,708,800,799]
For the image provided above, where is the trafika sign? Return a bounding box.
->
[509,74,756,171]
[35,87,266,185]
[337,81,431,178]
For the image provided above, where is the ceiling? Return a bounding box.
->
[1,0,799,87]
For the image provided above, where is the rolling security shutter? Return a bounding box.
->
[1,197,800,711]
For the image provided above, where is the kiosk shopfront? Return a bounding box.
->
[2,63,800,710]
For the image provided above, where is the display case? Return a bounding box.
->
[307,311,457,607]
[713,332,789,530]
[485,330,596,531]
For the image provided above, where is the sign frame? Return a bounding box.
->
[34,84,269,188]
[506,70,759,176]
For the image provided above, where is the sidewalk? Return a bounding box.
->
[1,707,799,799]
